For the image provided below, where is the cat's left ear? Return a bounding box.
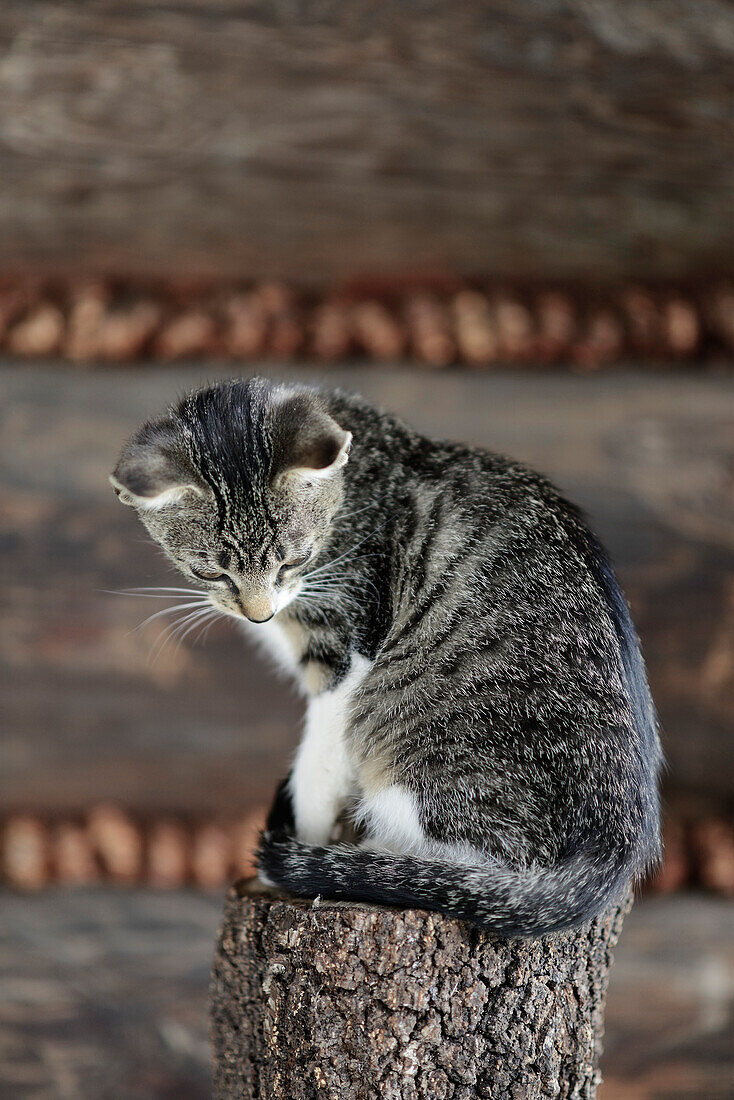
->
[111,419,206,509]
[273,393,352,481]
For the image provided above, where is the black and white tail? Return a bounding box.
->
[257,832,636,939]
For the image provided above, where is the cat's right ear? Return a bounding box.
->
[271,391,352,483]
[111,420,205,510]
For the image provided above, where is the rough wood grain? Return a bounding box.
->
[1,2,734,281]
[209,880,630,1100]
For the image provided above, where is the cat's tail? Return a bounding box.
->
[257,832,636,938]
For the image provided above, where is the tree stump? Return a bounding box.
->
[209,879,630,1099]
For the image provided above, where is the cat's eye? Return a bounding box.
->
[277,551,311,579]
[191,566,226,582]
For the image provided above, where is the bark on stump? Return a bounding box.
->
[209,880,630,1099]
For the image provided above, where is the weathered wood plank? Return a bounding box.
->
[1,2,734,281]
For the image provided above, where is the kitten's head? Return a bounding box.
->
[111,378,351,622]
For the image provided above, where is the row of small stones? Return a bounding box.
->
[1,806,733,896]
[2,279,734,367]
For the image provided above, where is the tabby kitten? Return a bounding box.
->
[112,377,661,938]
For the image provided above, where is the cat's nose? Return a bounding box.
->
[240,592,275,623]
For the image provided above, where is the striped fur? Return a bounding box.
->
[113,377,662,938]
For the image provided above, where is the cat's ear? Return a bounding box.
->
[111,420,205,509]
[273,393,352,482]
[289,424,352,480]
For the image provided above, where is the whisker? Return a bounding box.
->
[147,614,189,663]
[170,605,215,637]
[296,574,345,586]
[191,609,223,646]
[296,589,360,616]
[301,573,379,602]
[107,590,207,602]
[121,586,205,595]
[306,522,388,579]
[337,501,379,521]
[149,606,212,662]
[172,608,220,652]
[299,593,359,614]
[309,550,386,577]
[301,581,361,596]
[306,564,383,594]
[131,600,211,635]
[190,610,219,644]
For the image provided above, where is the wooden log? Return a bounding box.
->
[2,2,734,282]
[209,880,630,1100]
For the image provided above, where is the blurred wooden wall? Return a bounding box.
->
[1,1,734,283]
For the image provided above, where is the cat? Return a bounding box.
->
[112,376,661,937]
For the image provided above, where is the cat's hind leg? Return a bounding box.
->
[356,784,431,857]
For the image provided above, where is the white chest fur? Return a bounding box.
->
[241,615,307,689]
[288,654,372,845]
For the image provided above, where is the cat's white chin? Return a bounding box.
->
[273,580,302,615]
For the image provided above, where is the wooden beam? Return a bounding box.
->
[1,2,734,281]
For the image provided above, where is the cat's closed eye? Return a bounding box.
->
[278,551,311,580]
[191,566,226,582]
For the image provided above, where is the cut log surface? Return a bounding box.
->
[209,880,631,1100]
